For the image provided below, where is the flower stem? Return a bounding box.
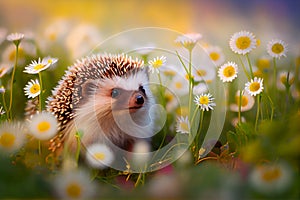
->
[38,72,43,111]
[38,141,42,155]
[156,72,167,151]
[266,94,274,121]
[273,57,277,98]
[238,55,250,80]
[75,132,81,164]
[238,90,243,124]
[157,72,165,107]
[255,95,260,131]
[195,110,204,160]
[246,54,254,78]
[7,44,19,120]
[190,106,199,144]
[188,49,193,122]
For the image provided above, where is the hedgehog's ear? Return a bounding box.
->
[81,80,98,97]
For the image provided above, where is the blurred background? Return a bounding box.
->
[0,0,299,53]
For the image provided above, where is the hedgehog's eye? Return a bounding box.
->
[111,88,120,98]
[139,86,146,94]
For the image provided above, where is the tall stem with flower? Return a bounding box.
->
[6,33,24,120]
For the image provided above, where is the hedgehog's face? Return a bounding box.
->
[81,69,153,117]
[110,86,146,113]
[107,70,152,115]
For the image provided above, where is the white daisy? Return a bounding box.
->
[42,56,58,69]
[165,90,179,112]
[24,58,50,74]
[53,169,95,200]
[257,56,271,70]
[249,162,293,195]
[6,32,24,45]
[85,143,114,169]
[148,56,166,73]
[205,45,225,66]
[267,39,288,59]
[245,77,264,96]
[175,33,202,51]
[0,62,13,78]
[176,116,190,134]
[230,90,255,112]
[28,112,58,140]
[169,74,189,96]
[218,61,238,82]
[194,93,216,111]
[277,71,295,91]
[65,24,102,59]
[24,79,40,99]
[2,42,36,65]
[0,121,26,154]
[229,31,257,55]
[192,67,216,83]
[44,19,71,42]
[160,65,177,77]
[131,140,151,168]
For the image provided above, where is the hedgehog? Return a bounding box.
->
[46,53,155,153]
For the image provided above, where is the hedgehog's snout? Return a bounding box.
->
[129,91,145,110]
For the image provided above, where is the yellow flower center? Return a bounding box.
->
[253,70,263,78]
[272,43,284,54]
[196,70,207,77]
[175,82,182,89]
[37,121,51,133]
[93,152,105,161]
[9,48,24,62]
[176,107,188,116]
[163,70,176,76]
[66,183,82,198]
[199,96,209,105]
[30,84,40,94]
[185,74,194,80]
[165,93,174,102]
[179,122,189,132]
[223,66,235,78]
[0,132,16,148]
[261,167,282,182]
[235,95,249,107]
[152,60,163,69]
[280,75,294,85]
[48,32,57,41]
[236,36,251,50]
[256,39,261,47]
[209,52,220,61]
[257,58,270,69]
[249,82,260,92]
[33,64,45,71]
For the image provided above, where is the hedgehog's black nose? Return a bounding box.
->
[135,95,144,105]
